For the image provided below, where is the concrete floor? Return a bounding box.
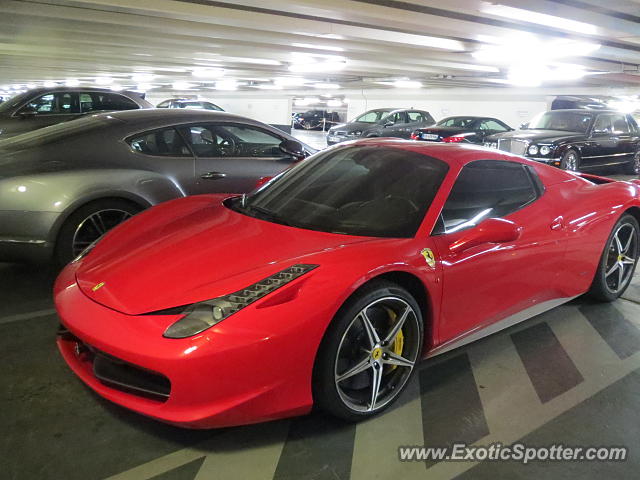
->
[290,129,328,151]
[2,171,640,480]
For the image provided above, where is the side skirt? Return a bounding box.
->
[425,295,581,358]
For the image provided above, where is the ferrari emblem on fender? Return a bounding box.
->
[92,282,105,292]
[421,248,436,268]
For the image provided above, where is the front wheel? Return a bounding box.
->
[588,214,639,302]
[55,199,142,266]
[560,149,580,171]
[313,281,424,421]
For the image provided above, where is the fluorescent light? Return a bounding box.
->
[215,80,238,91]
[25,83,36,89]
[481,3,598,35]
[292,43,344,52]
[394,80,422,89]
[313,83,340,89]
[95,76,114,85]
[43,81,57,88]
[136,83,155,92]
[472,38,600,63]
[65,78,79,87]
[192,67,225,78]
[172,81,194,90]
[506,64,587,86]
[222,56,281,65]
[289,53,347,73]
[253,83,282,90]
[131,73,154,82]
[274,77,307,87]
[327,99,343,107]
[110,84,124,91]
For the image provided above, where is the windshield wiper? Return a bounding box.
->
[245,204,294,227]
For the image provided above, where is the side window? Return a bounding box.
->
[407,111,423,122]
[128,128,190,156]
[439,160,538,233]
[157,100,171,108]
[98,93,139,111]
[592,114,629,134]
[79,93,94,113]
[611,115,630,134]
[215,125,283,157]
[387,112,406,124]
[479,120,509,132]
[19,92,78,115]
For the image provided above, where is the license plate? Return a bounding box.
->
[421,133,439,140]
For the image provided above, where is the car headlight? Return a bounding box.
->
[163,264,318,338]
[348,131,362,136]
[540,145,551,155]
[528,145,539,156]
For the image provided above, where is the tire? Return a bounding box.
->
[588,214,639,302]
[313,280,424,421]
[622,151,640,175]
[560,148,580,171]
[55,199,142,266]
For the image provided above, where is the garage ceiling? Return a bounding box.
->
[1,0,640,93]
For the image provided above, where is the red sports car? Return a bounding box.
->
[55,140,640,428]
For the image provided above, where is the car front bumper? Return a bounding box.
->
[54,262,325,428]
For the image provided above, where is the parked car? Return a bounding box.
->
[0,109,314,265]
[411,116,512,143]
[550,95,609,111]
[327,108,435,145]
[485,109,640,174]
[157,98,224,111]
[293,109,341,131]
[55,140,640,428]
[0,87,152,138]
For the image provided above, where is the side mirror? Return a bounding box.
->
[449,218,522,254]
[279,139,306,160]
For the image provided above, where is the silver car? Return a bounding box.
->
[0,109,314,265]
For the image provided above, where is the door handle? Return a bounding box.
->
[550,216,564,231]
[200,171,227,180]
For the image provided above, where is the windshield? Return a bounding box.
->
[353,109,393,124]
[526,111,593,133]
[0,115,119,150]
[228,145,449,237]
[0,91,31,114]
[436,117,478,128]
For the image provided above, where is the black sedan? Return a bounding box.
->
[485,109,640,174]
[410,116,512,144]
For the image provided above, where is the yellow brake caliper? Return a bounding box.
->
[384,307,404,371]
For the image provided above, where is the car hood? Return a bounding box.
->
[486,129,584,143]
[76,194,371,315]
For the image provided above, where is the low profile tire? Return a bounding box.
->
[622,151,640,175]
[560,148,580,171]
[55,199,142,266]
[313,280,424,421]
[588,214,640,302]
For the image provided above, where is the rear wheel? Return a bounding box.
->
[55,199,142,266]
[560,149,580,171]
[588,214,639,302]
[313,281,423,421]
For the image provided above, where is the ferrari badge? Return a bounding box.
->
[421,248,436,268]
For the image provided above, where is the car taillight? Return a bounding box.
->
[443,135,465,143]
[410,131,419,140]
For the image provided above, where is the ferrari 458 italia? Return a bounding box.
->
[55,140,640,428]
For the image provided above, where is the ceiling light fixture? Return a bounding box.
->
[132,73,155,82]
[192,67,225,78]
[274,77,307,87]
[43,81,57,88]
[172,81,194,90]
[65,78,80,87]
[313,83,340,89]
[95,76,114,86]
[393,80,422,89]
[292,43,345,52]
[481,3,598,35]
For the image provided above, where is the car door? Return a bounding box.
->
[180,123,298,194]
[430,160,566,344]
[127,126,197,194]
[381,111,409,138]
[13,91,81,133]
[406,111,430,135]
[586,113,635,167]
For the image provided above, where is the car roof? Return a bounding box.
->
[19,86,143,97]
[545,109,620,114]
[105,108,256,125]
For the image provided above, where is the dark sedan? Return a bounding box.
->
[0,87,152,138]
[0,109,314,264]
[410,116,512,143]
[485,109,640,174]
[326,108,435,145]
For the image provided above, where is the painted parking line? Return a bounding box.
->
[0,308,56,325]
[580,302,640,359]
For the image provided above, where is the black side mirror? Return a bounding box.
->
[279,139,306,160]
